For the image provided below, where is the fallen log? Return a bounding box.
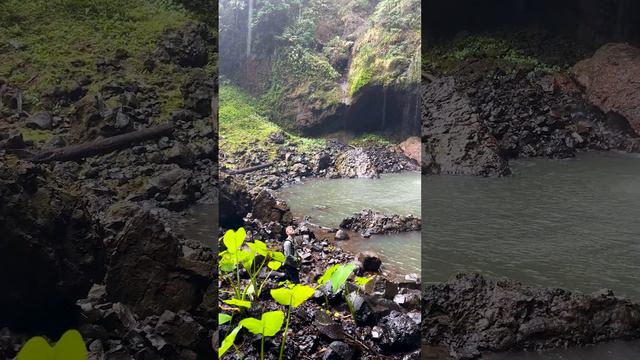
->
[31,123,174,162]
[224,162,273,175]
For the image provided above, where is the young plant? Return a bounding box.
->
[239,310,285,360]
[219,325,242,359]
[270,284,316,360]
[219,228,249,299]
[318,264,358,319]
[17,329,87,360]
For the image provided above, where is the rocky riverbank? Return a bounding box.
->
[423,37,640,176]
[0,10,217,359]
[218,216,422,359]
[422,273,640,360]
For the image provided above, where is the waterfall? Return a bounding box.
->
[246,0,254,58]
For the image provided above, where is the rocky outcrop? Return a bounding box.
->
[398,136,421,163]
[105,209,211,317]
[423,273,640,359]
[340,209,421,236]
[334,148,380,179]
[573,43,640,135]
[0,161,105,329]
[422,77,509,176]
[156,23,212,68]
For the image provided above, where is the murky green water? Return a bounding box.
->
[279,172,421,275]
[174,203,218,249]
[424,151,640,359]
[423,151,640,300]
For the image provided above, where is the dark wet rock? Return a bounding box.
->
[378,311,421,352]
[251,189,293,226]
[0,131,26,149]
[323,341,355,360]
[105,209,210,317]
[167,143,195,168]
[422,77,509,176]
[157,23,211,67]
[26,111,53,129]
[351,294,401,326]
[423,273,640,359]
[219,174,252,228]
[340,209,421,235]
[0,161,105,329]
[334,148,379,178]
[356,251,382,273]
[393,289,421,311]
[334,229,349,240]
[573,43,640,135]
[181,69,215,117]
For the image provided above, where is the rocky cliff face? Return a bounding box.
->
[422,36,640,176]
[220,0,420,136]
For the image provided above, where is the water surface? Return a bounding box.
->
[279,172,421,275]
[423,151,640,299]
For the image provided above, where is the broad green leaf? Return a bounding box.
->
[269,251,285,263]
[330,264,355,294]
[218,313,232,325]
[354,276,372,287]
[223,228,246,253]
[271,284,315,308]
[239,311,284,337]
[218,325,241,358]
[219,253,236,272]
[241,249,256,270]
[247,240,268,256]
[318,264,340,285]
[267,261,282,271]
[17,337,53,360]
[223,298,251,309]
[53,330,87,360]
[17,330,87,360]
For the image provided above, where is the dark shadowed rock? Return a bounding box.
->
[378,311,420,352]
[423,273,640,359]
[105,210,209,317]
[0,161,105,329]
[340,209,421,235]
[322,341,355,360]
[356,251,382,272]
[573,43,640,135]
[26,111,53,130]
[422,77,509,176]
[157,23,211,68]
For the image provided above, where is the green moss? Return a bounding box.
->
[220,84,325,156]
[0,0,196,115]
[424,34,561,74]
[349,133,393,147]
[20,127,53,143]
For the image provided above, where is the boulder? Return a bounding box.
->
[340,209,421,235]
[378,311,421,352]
[398,136,421,163]
[26,111,53,130]
[322,341,355,360]
[573,43,640,135]
[422,77,509,176]
[356,251,382,273]
[335,229,349,240]
[157,23,211,67]
[105,210,210,317]
[334,148,379,178]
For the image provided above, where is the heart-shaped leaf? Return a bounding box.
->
[223,298,251,309]
[267,261,281,271]
[223,228,246,253]
[354,276,372,287]
[239,310,284,337]
[330,264,355,294]
[269,251,285,263]
[218,325,241,359]
[271,284,315,308]
[17,329,87,360]
[218,313,232,325]
[318,264,340,285]
[247,240,268,257]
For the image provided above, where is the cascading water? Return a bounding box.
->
[246,0,254,58]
